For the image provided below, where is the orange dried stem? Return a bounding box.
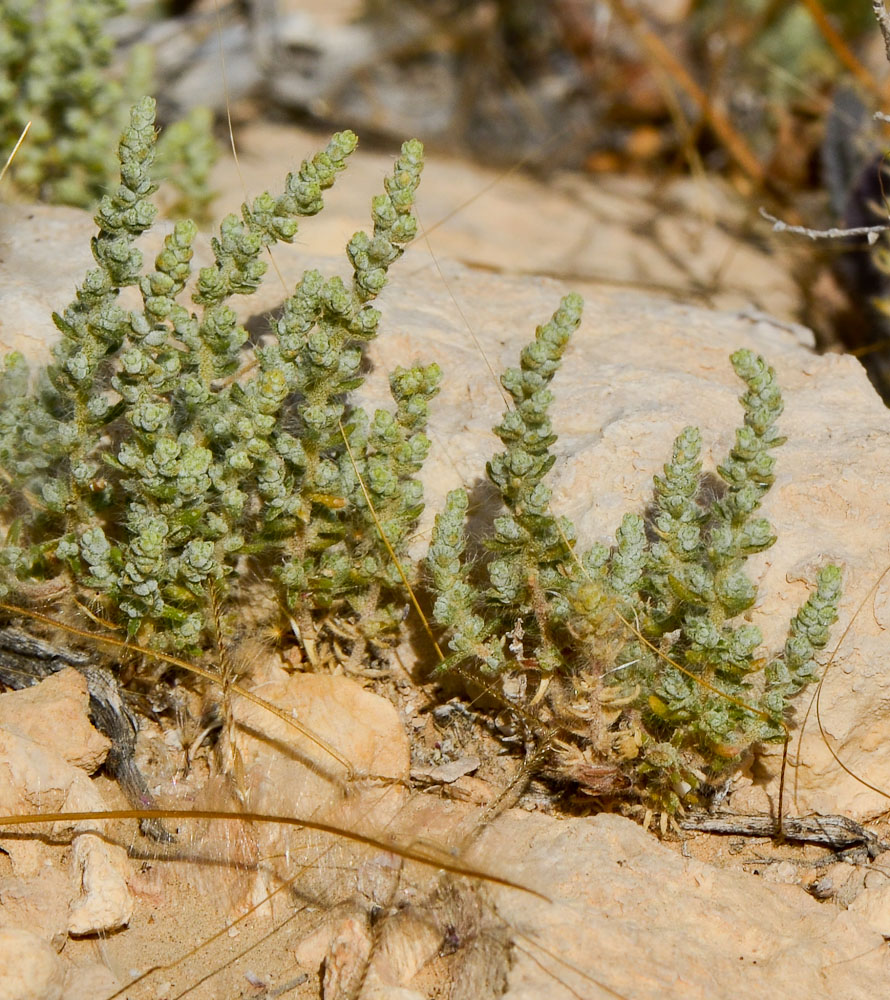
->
[0,120,30,186]
[800,0,884,101]
[604,0,766,187]
[0,808,546,898]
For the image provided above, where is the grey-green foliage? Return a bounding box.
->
[428,308,841,811]
[0,0,217,216]
[429,293,584,675]
[0,97,437,653]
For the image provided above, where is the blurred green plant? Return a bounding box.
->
[0,0,217,216]
[691,0,876,95]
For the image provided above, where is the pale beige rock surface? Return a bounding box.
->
[848,880,890,937]
[228,682,890,1000]
[67,832,134,936]
[474,811,890,1000]
[0,681,133,937]
[0,667,110,773]
[0,927,65,1000]
[0,865,70,944]
[61,963,121,1000]
[227,667,410,921]
[0,203,186,365]
[230,666,409,821]
[0,204,94,363]
[0,720,112,836]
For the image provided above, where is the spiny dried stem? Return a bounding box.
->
[760,206,889,243]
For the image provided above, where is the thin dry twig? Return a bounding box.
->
[759,206,890,242]
[0,121,31,185]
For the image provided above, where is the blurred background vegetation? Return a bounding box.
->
[5,0,890,394]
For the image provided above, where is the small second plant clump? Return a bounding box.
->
[427,300,841,813]
[0,98,841,815]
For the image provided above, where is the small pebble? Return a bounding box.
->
[762,860,798,885]
[806,876,834,900]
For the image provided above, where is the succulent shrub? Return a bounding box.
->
[0,91,841,815]
[0,97,437,660]
[427,304,841,812]
[0,0,216,215]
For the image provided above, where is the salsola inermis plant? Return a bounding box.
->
[0,97,437,658]
[0,91,841,814]
[427,309,841,812]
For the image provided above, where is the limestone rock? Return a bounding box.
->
[0,720,133,938]
[0,726,112,842]
[0,204,93,363]
[223,666,410,916]
[848,879,890,938]
[294,795,890,1000]
[0,668,111,774]
[67,832,133,936]
[0,203,190,365]
[0,866,70,945]
[61,963,121,1000]
[1,136,803,356]
[473,811,890,1000]
[229,666,409,822]
[0,927,64,1000]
